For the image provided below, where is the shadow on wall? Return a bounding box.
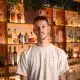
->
[24,11,38,24]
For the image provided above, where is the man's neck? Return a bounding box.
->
[37,39,50,47]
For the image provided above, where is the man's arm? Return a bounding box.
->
[20,75,28,80]
[58,49,69,80]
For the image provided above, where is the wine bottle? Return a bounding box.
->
[13,46,17,65]
[24,33,29,43]
[18,33,24,44]
[8,46,14,65]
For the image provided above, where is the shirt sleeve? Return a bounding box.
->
[16,51,30,76]
[58,49,69,76]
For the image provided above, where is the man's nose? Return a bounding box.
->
[39,27,43,32]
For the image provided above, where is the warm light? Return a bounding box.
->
[10,3,25,23]
[69,68,73,73]
[21,13,25,23]
[78,55,80,57]
[74,0,80,2]
[73,52,77,58]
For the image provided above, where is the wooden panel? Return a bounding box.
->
[53,8,65,25]
[0,0,6,22]
[0,23,7,44]
[43,8,53,25]
[24,11,38,24]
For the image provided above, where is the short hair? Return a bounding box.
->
[33,16,48,24]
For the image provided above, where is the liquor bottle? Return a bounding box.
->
[73,28,78,42]
[73,44,79,58]
[24,33,29,43]
[68,47,73,58]
[17,13,21,23]
[58,29,63,42]
[18,33,24,44]
[77,28,80,42]
[12,29,18,44]
[10,13,15,23]
[54,27,58,42]
[8,28,12,44]
[0,32,2,44]
[8,46,14,65]
[13,46,17,65]
[29,32,35,43]
[66,27,73,42]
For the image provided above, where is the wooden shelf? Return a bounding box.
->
[7,23,33,28]
[65,25,80,27]
[9,66,17,75]
[8,22,27,24]
[66,42,80,43]
[8,43,36,45]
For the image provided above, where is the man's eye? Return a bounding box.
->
[36,27,40,29]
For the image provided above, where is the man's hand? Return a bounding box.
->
[59,71,69,80]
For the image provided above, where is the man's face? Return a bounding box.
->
[33,20,50,40]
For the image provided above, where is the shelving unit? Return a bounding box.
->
[7,23,36,80]
[51,8,80,80]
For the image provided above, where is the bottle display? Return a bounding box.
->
[66,27,73,42]
[9,3,25,23]
[54,27,64,42]
[73,27,80,42]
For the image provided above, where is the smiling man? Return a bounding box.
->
[17,16,69,80]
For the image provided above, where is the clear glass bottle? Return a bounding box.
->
[12,29,18,44]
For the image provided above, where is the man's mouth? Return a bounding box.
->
[40,32,44,35]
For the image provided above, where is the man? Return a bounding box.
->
[17,16,69,80]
